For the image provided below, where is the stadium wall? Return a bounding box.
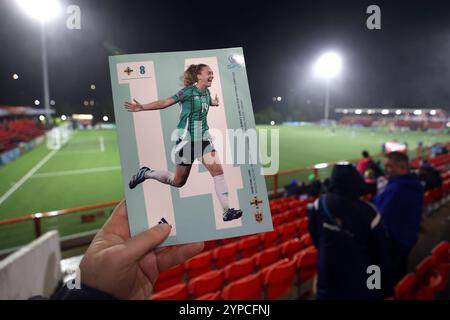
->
[0,231,62,299]
[0,135,45,166]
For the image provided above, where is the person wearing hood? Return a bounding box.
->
[374,151,424,295]
[308,162,388,300]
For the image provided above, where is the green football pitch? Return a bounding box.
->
[0,125,448,250]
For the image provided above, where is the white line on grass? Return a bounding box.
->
[99,136,105,152]
[55,150,103,155]
[0,149,58,205]
[31,166,121,178]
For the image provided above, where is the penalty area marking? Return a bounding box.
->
[31,166,121,179]
[99,136,105,152]
[0,149,58,206]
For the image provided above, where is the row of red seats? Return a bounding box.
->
[154,220,313,292]
[394,241,450,300]
[0,119,44,152]
[151,244,318,300]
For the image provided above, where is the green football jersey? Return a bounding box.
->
[171,85,212,141]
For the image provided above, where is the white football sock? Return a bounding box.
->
[213,174,230,213]
[144,170,175,186]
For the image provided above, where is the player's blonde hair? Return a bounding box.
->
[183,64,208,87]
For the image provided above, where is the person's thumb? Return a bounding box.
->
[124,223,171,261]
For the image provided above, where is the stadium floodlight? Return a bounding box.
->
[277,96,282,102]
[39,115,45,121]
[13,74,19,80]
[395,110,402,115]
[34,100,40,106]
[355,109,362,115]
[16,0,62,22]
[367,110,374,114]
[91,84,96,90]
[61,115,67,121]
[16,0,62,125]
[313,51,342,124]
[270,121,275,126]
[413,110,422,115]
[313,52,342,80]
[103,116,109,122]
[430,110,437,116]
[381,109,389,115]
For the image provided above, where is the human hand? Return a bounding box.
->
[125,99,145,112]
[79,200,204,299]
[212,94,219,106]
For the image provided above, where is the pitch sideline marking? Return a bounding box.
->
[31,166,121,178]
[0,149,58,205]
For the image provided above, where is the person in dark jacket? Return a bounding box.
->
[418,159,442,191]
[308,162,388,300]
[374,151,424,295]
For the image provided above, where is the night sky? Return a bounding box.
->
[1,0,450,121]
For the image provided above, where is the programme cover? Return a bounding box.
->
[109,47,273,246]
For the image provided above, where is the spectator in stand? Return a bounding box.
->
[308,163,388,299]
[374,152,424,295]
[357,150,372,176]
[307,173,323,198]
[284,178,304,197]
[418,159,442,191]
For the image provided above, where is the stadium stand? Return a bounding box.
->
[146,152,450,300]
[2,142,450,300]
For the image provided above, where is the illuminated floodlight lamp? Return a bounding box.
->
[313,52,342,80]
[16,0,62,22]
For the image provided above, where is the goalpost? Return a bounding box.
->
[46,122,73,150]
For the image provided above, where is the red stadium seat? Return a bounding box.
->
[196,291,222,300]
[272,215,285,227]
[253,246,281,270]
[299,233,313,248]
[203,240,219,252]
[415,255,447,293]
[394,273,419,300]
[431,241,450,263]
[224,257,256,282]
[295,206,308,218]
[261,230,279,249]
[261,259,296,299]
[295,217,309,237]
[284,209,297,223]
[423,191,433,206]
[294,246,318,283]
[214,242,239,268]
[288,200,302,209]
[150,283,188,300]
[184,251,213,280]
[280,222,297,242]
[154,264,184,292]
[188,270,224,299]
[222,273,262,300]
[281,238,303,259]
[221,236,241,245]
[238,235,261,258]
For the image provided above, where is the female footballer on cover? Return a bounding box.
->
[125,64,242,222]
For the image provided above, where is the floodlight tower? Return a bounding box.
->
[16,0,62,124]
[313,52,342,124]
